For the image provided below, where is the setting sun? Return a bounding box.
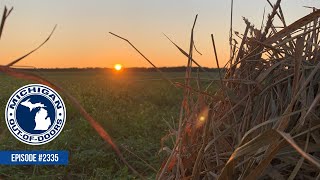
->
[114,64,122,71]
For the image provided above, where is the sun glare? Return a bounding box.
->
[114,64,122,71]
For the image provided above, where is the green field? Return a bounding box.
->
[0,70,218,179]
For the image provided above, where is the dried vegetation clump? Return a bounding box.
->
[157,0,320,179]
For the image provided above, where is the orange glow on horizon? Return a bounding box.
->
[114,64,122,71]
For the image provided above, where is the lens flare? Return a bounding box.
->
[196,106,209,129]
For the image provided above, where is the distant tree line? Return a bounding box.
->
[16,66,224,72]
[125,66,223,72]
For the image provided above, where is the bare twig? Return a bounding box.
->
[109,32,175,87]
[0,6,13,40]
[6,25,57,67]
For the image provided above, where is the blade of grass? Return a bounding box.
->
[6,25,57,67]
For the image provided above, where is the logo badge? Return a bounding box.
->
[5,84,66,145]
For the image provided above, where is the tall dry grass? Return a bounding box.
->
[153,0,320,179]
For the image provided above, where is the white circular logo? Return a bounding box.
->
[5,84,66,145]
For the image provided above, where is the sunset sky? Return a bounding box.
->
[0,0,319,68]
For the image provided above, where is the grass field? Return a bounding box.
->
[0,70,218,179]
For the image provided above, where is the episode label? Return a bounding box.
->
[0,151,68,165]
